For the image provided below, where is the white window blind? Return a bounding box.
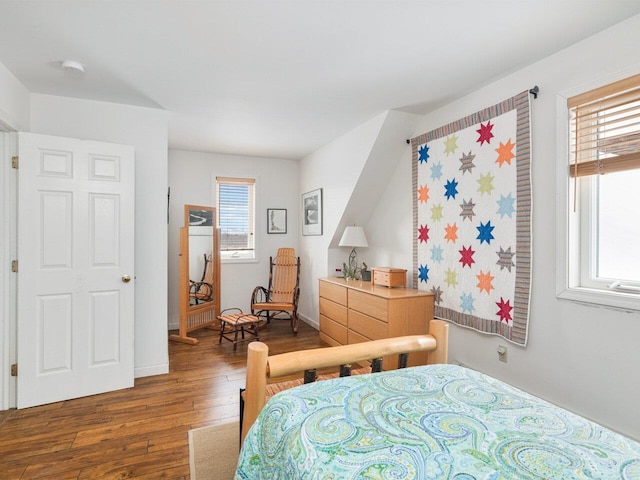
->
[568,73,640,178]
[216,177,255,254]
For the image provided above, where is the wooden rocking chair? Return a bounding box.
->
[251,247,301,333]
[190,254,214,305]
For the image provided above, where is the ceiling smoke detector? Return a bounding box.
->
[60,60,85,73]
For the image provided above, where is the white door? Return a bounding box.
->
[17,132,135,408]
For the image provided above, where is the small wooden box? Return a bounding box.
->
[371,267,407,288]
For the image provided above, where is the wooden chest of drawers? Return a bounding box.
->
[319,278,434,369]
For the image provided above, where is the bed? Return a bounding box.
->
[235,321,640,479]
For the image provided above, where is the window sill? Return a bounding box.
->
[557,286,640,312]
[221,256,258,265]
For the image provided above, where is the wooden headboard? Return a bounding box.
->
[241,319,449,444]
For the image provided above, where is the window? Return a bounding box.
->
[216,177,255,261]
[561,73,640,308]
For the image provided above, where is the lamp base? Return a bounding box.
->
[343,248,359,280]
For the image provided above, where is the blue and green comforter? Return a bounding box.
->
[235,364,640,479]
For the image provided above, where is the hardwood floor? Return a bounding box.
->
[0,319,325,479]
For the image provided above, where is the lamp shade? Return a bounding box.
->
[339,226,368,248]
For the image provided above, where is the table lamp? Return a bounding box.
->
[339,226,368,279]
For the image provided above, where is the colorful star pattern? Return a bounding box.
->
[418,144,430,163]
[476,121,494,146]
[460,198,475,221]
[418,224,430,243]
[430,162,443,180]
[496,297,513,323]
[414,99,531,346]
[444,223,458,243]
[495,139,515,166]
[459,151,476,174]
[476,270,494,294]
[460,292,475,313]
[496,246,515,272]
[419,264,430,283]
[418,184,430,203]
[496,193,515,218]
[459,245,475,268]
[431,245,444,263]
[430,285,443,304]
[443,135,458,156]
[431,204,444,222]
[445,268,458,288]
[476,221,495,244]
[444,179,459,200]
[477,172,495,196]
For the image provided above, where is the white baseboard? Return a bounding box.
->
[167,317,180,330]
[300,313,318,331]
[135,363,169,378]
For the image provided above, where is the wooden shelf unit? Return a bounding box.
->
[318,278,434,368]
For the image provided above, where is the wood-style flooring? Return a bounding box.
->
[0,319,325,479]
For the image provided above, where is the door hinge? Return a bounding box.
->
[11,156,18,169]
[10,364,17,377]
[11,260,18,272]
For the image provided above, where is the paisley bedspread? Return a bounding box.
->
[235,364,640,479]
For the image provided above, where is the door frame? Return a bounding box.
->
[0,125,18,411]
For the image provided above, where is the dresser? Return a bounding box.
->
[318,277,434,368]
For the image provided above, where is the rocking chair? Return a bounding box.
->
[251,247,301,333]
[190,254,214,305]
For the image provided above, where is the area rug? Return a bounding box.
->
[189,422,239,480]
[411,90,532,346]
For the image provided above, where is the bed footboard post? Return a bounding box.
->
[428,320,449,364]
[241,341,269,446]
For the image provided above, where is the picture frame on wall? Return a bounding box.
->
[302,188,323,236]
[267,208,287,234]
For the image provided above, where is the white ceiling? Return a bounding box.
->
[1,1,639,160]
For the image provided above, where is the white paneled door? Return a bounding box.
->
[17,133,135,408]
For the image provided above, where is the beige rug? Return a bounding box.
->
[189,422,240,480]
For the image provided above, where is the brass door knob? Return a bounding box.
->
[122,274,131,283]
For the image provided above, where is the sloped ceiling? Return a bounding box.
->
[1,1,639,160]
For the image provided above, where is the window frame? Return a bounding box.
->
[215,176,257,263]
[557,74,640,312]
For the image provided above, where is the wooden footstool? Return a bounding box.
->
[218,309,261,350]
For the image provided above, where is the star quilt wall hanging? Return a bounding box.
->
[412,90,532,346]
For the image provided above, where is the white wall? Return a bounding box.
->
[345,15,640,440]
[0,61,30,131]
[30,94,170,378]
[299,111,387,326]
[167,149,299,327]
[365,145,415,279]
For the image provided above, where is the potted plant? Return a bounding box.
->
[360,262,371,281]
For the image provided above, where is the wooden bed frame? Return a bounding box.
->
[241,319,449,444]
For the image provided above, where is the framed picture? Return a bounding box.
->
[302,188,323,236]
[187,206,215,236]
[267,208,287,234]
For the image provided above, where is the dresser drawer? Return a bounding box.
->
[348,289,388,321]
[320,315,347,345]
[348,310,386,341]
[319,280,347,306]
[319,297,347,326]
[347,329,371,345]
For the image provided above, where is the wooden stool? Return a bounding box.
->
[218,309,261,350]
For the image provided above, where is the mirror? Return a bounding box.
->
[169,205,220,345]
[187,207,215,305]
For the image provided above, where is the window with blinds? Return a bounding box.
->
[562,73,640,304]
[569,73,640,177]
[216,177,255,259]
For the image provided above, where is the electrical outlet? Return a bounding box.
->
[497,345,508,363]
